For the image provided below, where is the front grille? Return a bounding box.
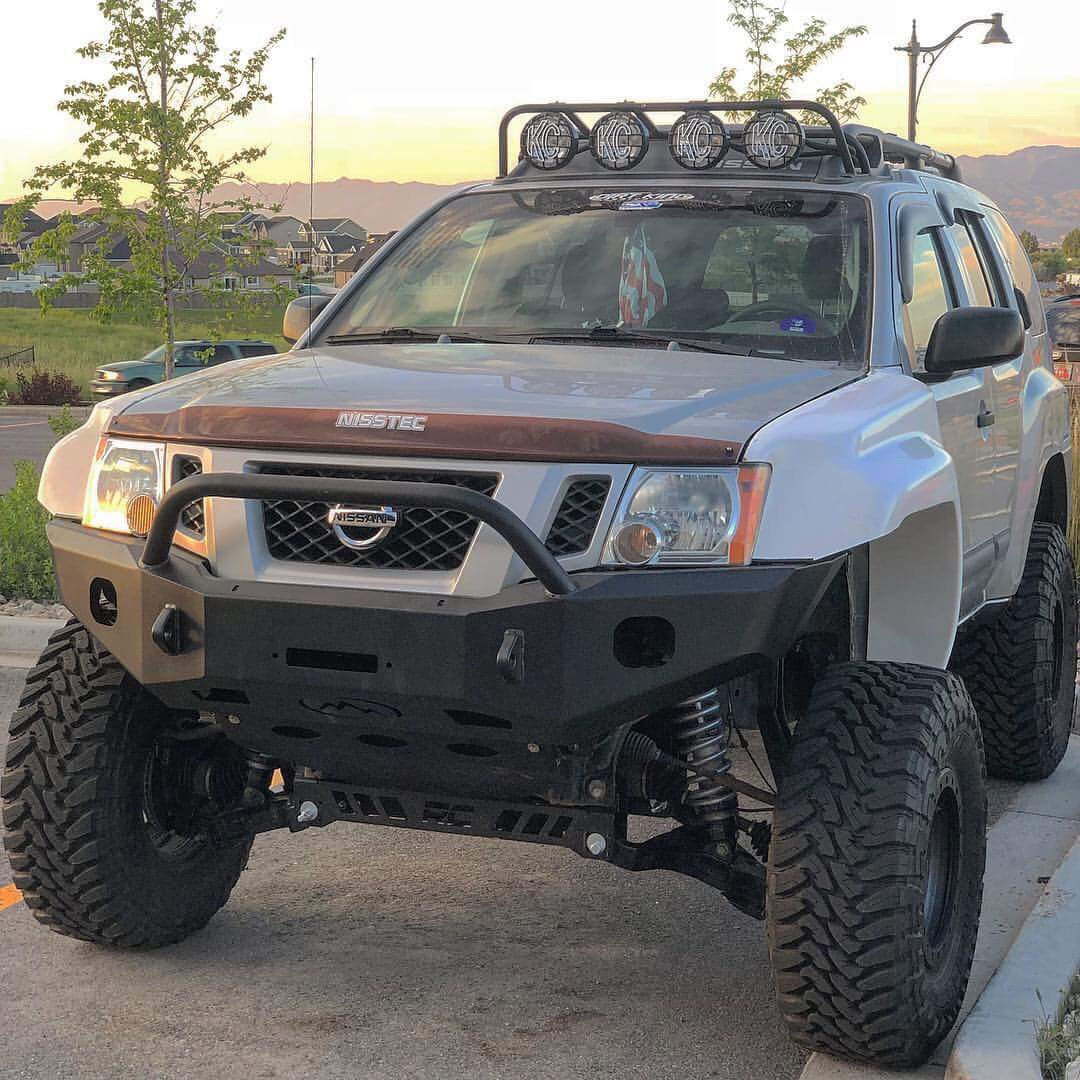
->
[173,456,204,535]
[258,464,499,571]
[544,477,610,556]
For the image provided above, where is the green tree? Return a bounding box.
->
[1062,228,1080,261]
[1019,230,1040,256]
[2,0,285,381]
[709,0,868,121]
[1032,248,1067,281]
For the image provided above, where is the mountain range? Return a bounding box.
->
[25,145,1080,243]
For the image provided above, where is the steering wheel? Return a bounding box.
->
[725,302,807,325]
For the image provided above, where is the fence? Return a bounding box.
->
[0,345,34,367]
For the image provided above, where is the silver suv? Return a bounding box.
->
[4,100,1072,1069]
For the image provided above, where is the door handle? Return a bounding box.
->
[977,407,995,429]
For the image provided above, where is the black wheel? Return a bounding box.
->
[2,621,252,947]
[951,522,1077,780]
[127,378,152,389]
[766,662,986,1067]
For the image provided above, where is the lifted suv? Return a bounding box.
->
[4,101,1073,1068]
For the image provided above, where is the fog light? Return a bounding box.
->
[612,519,664,566]
[125,492,157,538]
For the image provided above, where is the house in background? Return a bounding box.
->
[0,205,50,257]
[180,251,294,293]
[333,232,396,288]
[299,217,367,248]
[256,216,304,263]
[315,233,366,274]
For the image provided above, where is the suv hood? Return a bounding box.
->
[107,342,862,465]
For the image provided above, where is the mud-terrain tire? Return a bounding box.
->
[1,621,251,947]
[766,662,986,1067]
[951,522,1076,781]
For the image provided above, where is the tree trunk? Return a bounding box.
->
[162,281,176,382]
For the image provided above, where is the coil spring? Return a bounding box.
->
[670,688,737,829]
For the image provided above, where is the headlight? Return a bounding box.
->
[602,465,770,567]
[82,438,164,534]
[98,370,122,381]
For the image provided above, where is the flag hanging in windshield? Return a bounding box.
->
[619,225,668,328]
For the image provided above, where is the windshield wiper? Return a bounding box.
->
[527,326,760,356]
[324,327,506,345]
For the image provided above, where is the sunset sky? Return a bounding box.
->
[2,0,1077,198]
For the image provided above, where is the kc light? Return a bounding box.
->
[590,111,650,171]
[669,111,729,169]
[83,438,164,534]
[603,466,770,568]
[520,112,579,170]
[742,109,804,169]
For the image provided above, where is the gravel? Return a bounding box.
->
[0,596,69,620]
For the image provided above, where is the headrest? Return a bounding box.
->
[801,234,845,302]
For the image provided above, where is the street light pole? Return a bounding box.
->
[895,12,1011,142]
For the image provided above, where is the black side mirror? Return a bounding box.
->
[282,294,332,345]
[924,307,1025,375]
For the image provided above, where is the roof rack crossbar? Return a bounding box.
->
[842,124,960,180]
[498,99,858,178]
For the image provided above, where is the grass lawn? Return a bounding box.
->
[0,305,289,394]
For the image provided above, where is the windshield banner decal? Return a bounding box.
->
[619,225,668,329]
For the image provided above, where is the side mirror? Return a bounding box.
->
[924,307,1025,375]
[282,294,332,345]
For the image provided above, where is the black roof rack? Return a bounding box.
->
[498,100,960,182]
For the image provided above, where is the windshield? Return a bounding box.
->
[1049,304,1080,344]
[318,188,871,366]
[141,345,166,362]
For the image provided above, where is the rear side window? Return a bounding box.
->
[946,222,993,307]
[983,208,1046,335]
[905,231,952,364]
[237,343,275,357]
[209,344,235,365]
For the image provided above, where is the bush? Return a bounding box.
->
[48,404,81,439]
[0,461,56,603]
[10,368,82,405]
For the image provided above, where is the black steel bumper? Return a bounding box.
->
[49,473,842,792]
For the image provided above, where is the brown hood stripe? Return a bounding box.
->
[107,407,741,465]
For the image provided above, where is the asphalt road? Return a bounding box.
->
[0,406,89,490]
[0,664,809,1080]
[0,661,1025,1080]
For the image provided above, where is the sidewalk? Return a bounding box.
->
[803,736,1080,1080]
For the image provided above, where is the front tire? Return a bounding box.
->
[767,662,986,1067]
[951,522,1076,780]
[2,621,251,947]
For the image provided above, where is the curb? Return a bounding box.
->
[802,735,1080,1080]
[0,615,65,668]
[946,836,1080,1079]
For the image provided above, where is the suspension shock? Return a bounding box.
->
[667,688,737,854]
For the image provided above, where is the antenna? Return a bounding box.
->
[307,55,315,336]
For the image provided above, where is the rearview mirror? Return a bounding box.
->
[283,295,333,345]
[924,307,1024,375]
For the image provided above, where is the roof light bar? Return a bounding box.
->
[520,111,578,171]
[741,109,805,169]
[590,111,650,171]
[668,111,729,170]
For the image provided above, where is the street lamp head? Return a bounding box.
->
[982,12,1011,45]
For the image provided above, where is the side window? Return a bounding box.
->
[237,343,273,358]
[983,208,1047,335]
[174,347,201,367]
[905,231,952,364]
[209,344,235,365]
[946,222,993,307]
